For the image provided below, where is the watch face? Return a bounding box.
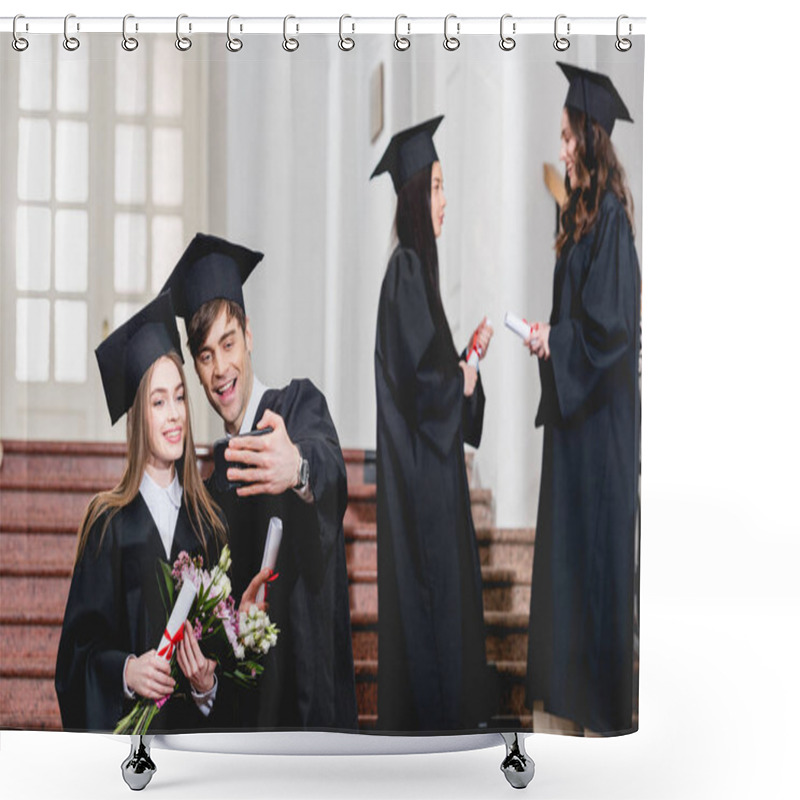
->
[296,457,309,489]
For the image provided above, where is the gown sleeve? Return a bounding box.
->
[55,513,129,731]
[279,380,348,590]
[380,248,466,459]
[547,196,638,422]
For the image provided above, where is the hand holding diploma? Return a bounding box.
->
[467,316,494,367]
[526,322,551,360]
[505,312,551,360]
[124,650,175,701]
[255,517,283,607]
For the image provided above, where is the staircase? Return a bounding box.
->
[0,440,534,731]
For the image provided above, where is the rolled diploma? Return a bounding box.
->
[255,517,283,605]
[504,311,535,342]
[156,580,196,661]
[467,318,492,368]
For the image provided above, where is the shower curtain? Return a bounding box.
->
[0,22,644,739]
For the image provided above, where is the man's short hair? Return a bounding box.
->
[186,298,247,359]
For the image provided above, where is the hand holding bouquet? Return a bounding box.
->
[114,545,278,735]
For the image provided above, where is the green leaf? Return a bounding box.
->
[159,560,175,608]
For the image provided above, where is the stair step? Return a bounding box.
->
[0,676,61,730]
[476,527,535,581]
[346,567,530,615]
[0,624,60,664]
[0,577,71,619]
[0,441,127,490]
[0,534,77,574]
[0,490,93,533]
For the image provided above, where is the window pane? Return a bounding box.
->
[115,46,147,115]
[56,121,89,203]
[57,41,90,112]
[114,213,147,293]
[54,300,88,382]
[115,124,147,204]
[19,42,52,111]
[18,118,51,202]
[16,298,50,382]
[151,216,184,292]
[152,128,183,206]
[114,301,141,330]
[16,206,51,291]
[153,37,183,117]
[55,210,88,292]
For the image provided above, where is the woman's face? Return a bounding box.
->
[430,161,446,238]
[146,356,187,473]
[559,107,578,185]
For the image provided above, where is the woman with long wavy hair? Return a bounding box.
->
[525,63,641,735]
[371,117,494,731]
[55,292,261,732]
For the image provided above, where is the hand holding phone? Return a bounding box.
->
[212,427,273,492]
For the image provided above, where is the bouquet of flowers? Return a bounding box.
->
[114,545,278,735]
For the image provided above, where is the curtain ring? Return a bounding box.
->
[338,14,355,51]
[553,14,570,51]
[12,15,29,52]
[176,14,192,51]
[226,15,243,52]
[499,14,516,51]
[615,15,632,52]
[63,13,80,51]
[121,14,139,51]
[283,15,299,52]
[394,15,410,51]
[443,14,460,51]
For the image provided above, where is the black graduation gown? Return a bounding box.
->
[55,493,225,733]
[374,246,490,732]
[208,379,358,731]
[526,191,641,734]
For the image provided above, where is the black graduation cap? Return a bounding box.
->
[95,291,183,425]
[160,233,264,322]
[558,62,632,135]
[371,116,444,193]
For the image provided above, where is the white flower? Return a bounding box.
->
[217,545,232,574]
[216,574,231,601]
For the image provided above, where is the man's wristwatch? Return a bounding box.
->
[294,453,309,491]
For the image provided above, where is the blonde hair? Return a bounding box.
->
[75,351,226,562]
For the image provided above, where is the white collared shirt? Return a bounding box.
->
[139,470,182,558]
[235,376,269,436]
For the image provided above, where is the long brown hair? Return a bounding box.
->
[75,352,226,563]
[556,107,635,257]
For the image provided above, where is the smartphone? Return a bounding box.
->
[212,426,273,492]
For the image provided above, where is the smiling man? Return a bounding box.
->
[161,233,357,731]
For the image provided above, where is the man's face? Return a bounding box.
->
[193,307,254,435]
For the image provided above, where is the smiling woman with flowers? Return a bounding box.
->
[55,292,272,733]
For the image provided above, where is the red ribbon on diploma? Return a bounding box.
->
[265,569,280,598]
[157,624,185,660]
[468,330,484,364]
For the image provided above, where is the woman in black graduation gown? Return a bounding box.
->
[55,292,245,732]
[371,117,494,731]
[525,63,641,734]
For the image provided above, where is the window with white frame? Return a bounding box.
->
[2,35,206,441]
